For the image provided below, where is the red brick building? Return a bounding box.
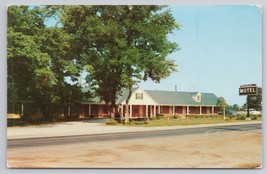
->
[77,88,219,118]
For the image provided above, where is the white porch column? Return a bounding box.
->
[121,104,123,117]
[212,106,214,115]
[200,106,202,115]
[21,103,24,116]
[173,106,175,115]
[154,105,156,117]
[146,105,148,117]
[130,105,132,118]
[89,104,91,116]
[187,106,189,115]
[158,105,161,114]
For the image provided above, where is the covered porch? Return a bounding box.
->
[155,105,218,116]
[77,103,219,118]
[119,104,157,118]
[78,103,110,118]
[118,105,218,118]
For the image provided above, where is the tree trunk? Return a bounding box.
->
[125,87,132,124]
[110,100,116,118]
[42,104,53,121]
[105,103,110,118]
[105,100,116,119]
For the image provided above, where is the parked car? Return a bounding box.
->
[244,109,261,115]
[225,110,237,115]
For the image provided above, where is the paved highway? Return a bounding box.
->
[8,123,261,148]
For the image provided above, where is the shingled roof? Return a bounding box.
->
[144,90,218,106]
[82,87,218,106]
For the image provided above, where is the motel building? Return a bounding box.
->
[76,87,219,118]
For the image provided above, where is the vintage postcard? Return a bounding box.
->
[7,5,262,168]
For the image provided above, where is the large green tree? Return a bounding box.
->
[8,6,82,120]
[8,5,180,122]
[60,5,179,121]
[8,6,54,118]
[217,97,228,115]
[36,27,83,118]
[243,87,262,111]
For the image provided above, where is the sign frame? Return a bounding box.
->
[239,85,258,96]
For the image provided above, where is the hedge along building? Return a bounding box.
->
[77,87,219,118]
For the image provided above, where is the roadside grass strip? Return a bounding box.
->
[116,115,262,127]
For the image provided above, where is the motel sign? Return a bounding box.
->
[239,84,258,96]
[239,84,259,117]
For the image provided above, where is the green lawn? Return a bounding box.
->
[118,115,262,127]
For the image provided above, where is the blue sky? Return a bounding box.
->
[138,5,262,106]
[45,5,262,106]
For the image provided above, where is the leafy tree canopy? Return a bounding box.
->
[8,5,82,120]
[217,97,228,112]
[8,5,180,121]
[60,5,180,117]
[242,87,262,111]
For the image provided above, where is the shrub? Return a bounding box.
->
[227,115,234,120]
[156,115,165,120]
[132,120,148,125]
[115,118,124,123]
[192,115,211,119]
[173,115,179,119]
[225,117,230,121]
[149,117,156,121]
[207,115,218,119]
[22,114,52,125]
[7,119,26,127]
[251,115,258,120]
[105,119,118,125]
[236,114,246,120]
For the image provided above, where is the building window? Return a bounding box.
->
[196,95,201,102]
[135,93,143,100]
[160,106,163,113]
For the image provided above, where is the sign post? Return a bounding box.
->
[239,84,258,117]
[246,96,249,118]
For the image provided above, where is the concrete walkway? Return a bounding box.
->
[7,120,262,140]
